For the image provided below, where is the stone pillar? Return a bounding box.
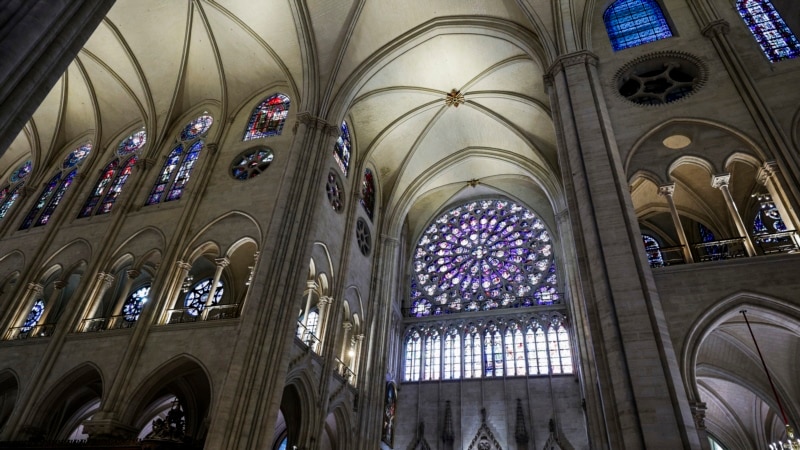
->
[352,334,364,385]
[316,296,332,352]
[758,162,800,246]
[340,321,353,375]
[546,50,700,449]
[0,1,116,156]
[11,282,43,334]
[82,272,115,330]
[690,401,711,450]
[711,174,756,256]
[35,280,66,327]
[658,184,694,263]
[201,257,229,319]
[300,281,317,342]
[108,269,139,327]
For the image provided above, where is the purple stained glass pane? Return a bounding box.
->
[181,115,213,141]
[117,130,147,156]
[98,156,137,215]
[604,0,673,51]
[20,173,61,230]
[737,0,800,62]
[408,199,557,316]
[63,144,92,169]
[166,141,202,202]
[36,170,76,227]
[333,121,351,176]
[0,183,22,219]
[10,160,32,183]
[145,145,182,206]
[79,160,118,218]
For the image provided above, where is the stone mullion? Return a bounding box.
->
[547,51,699,449]
[700,19,800,216]
[203,115,333,450]
[658,184,694,263]
[354,234,400,450]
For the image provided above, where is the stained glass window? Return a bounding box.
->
[118,130,147,156]
[98,157,137,215]
[123,284,151,322]
[464,325,481,378]
[409,199,557,316]
[484,324,503,377]
[642,234,664,267]
[296,308,320,346]
[422,330,440,381]
[404,330,421,381]
[184,278,224,316]
[63,144,92,169]
[231,148,274,180]
[334,121,352,176]
[20,173,60,229]
[699,223,716,242]
[277,437,288,450]
[79,160,118,218]
[505,324,526,376]
[166,141,203,202]
[243,94,290,141]
[526,326,548,375]
[36,170,76,227]
[549,324,573,374]
[21,299,45,332]
[737,0,800,62]
[181,115,213,141]
[0,184,23,220]
[146,145,182,205]
[360,169,375,221]
[753,196,787,234]
[604,0,673,51]
[20,170,76,230]
[10,160,32,183]
[443,328,461,380]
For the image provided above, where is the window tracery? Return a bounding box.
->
[123,284,151,322]
[737,0,800,62]
[0,159,32,220]
[642,234,664,267]
[146,116,212,205]
[404,329,422,381]
[243,94,290,141]
[604,0,673,51]
[184,278,224,316]
[360,169,375,221]
[410,199,558,316]
[231,148,274,180]
[21,299,45,332]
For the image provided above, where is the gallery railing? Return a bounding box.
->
[165,303,240,324]
[693,238,749,262]
[295,322,320,352]
[3,323,55,340]
[646,245,687,268]
[754,231,799,254]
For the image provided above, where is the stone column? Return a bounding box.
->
[316,296,332,352]
[201,257,229,319]
[340,321,353,376]
[690,401,711,450]
[0,1,116,156]
[658,184,694,263]
[352,334,364,385]
[35,280,66,327]
[300,281,317,342]
[108,269,139,327]
[82,272,115,330]
[546,50,700,449]
[711,174,756,256]
[758,162,800,246]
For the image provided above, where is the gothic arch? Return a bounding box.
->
[0,369,19,433]
[184,211,263,258]
[109,227,167,266]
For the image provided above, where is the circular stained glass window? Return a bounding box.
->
[181,115,213,141]
[326,171,343,212]
[184,278,224,316]
[118,129,147,156]
[409,199,558,317]
[63,144,92,169]
[231,148,274,180]
[356,218,371,256]
[123,284,151,322]
[10,160,32,183]
[21,299,45,332]
[615,52,706,106]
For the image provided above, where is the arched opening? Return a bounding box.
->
[0,371,19,433]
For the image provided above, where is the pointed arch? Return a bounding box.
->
[603,0,673,51]
[737,0,800,62]
[243,93,291,141]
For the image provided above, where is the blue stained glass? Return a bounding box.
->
[642,234,664,267]
[738,0,800,62]
[409,199,557,315]
[181,115,213,141]
[117,130,147,156]
[21,299,45,332]
[146,145,182,205]
[334,121,352,176]
[184,278,224,316]
[604,0,673,51]
[0,183,22,219]
[123,284,150,322]
[166,141,203,202]
[277,437,288,450]
[753,210,768,234]
[10,160,32,183]
[20,173,61,230]
[243,94,290,141]
[63,144,92,169]
[36,170,76,226]
[699,224,716,242]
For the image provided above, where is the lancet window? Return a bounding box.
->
[404,330,422,381]
[604,0,673,51]
[642,234,664,267]
[243,94,290,141]
[737,0,800,62]
[80,130,145,217]
[146,116,212,205]
[0,159,32,220]
[334,121,352,176]
[360,168,375,221]
[21,145,91,229]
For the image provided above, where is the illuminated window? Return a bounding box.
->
[737,0,800,62]
[526,325,548,375]
[484,324,503,377]
[146,116,211,205]
[604,0,673,51]
[334,121,352,176]
[123,284,151,322]
[243,94,290,141]
[443,328,461,380]
[464,324,482,379]
[404,330,421,381]
[642,234,664,267]
[79,156,137,217]
[423,330,440,381]
[548,324,573,374]
[360,169,375,221]
[184,278,224,316]
[21,299,45,332]
[505,323,526,376]
[0,159,31,220]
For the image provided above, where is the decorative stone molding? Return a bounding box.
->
[757,161,780,185]
[613,51,708,107]
[689,401,707,430]
[293,112,338,136]
[544,50,599,87]
[657,183,676,197]
[205,143,219,155]
[711,173,731,189]
[701,19,731,39]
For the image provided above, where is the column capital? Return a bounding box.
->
[318,296,333,305]
[701,19,730,39]
[657,183,676,197]
[176,260,192,271]
[293,112,338,136]
[545,50,599,84]
[711,173,730,189]
[125,269,141,279]
[342,321,353,331]
[53,280,67,290]
[27,282,43,294]
[97,272,115,284]
[757,161,780,185]
[689,401,707,430]
[214,257,230,268]
[354,333,365,342]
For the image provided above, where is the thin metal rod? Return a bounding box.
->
[740,309,789,426]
